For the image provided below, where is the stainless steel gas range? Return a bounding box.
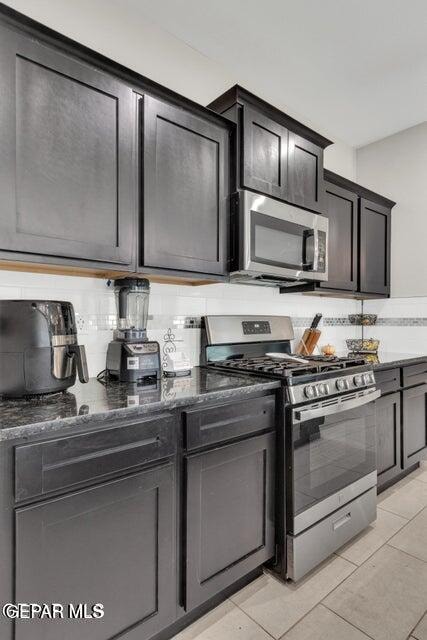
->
[201,315,380,581]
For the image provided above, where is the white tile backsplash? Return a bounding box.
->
[0,271,362,376]
[364,297,427,355]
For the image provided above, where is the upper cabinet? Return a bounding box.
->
[0,25,135,269]
[320,180,358,292]
[241,104,288,200]
[141,95,230,277]
[208,85,331,214]
[359,198,391,296]
[288,170,395,298]
[0,9,233,282]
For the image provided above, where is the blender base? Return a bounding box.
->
[106,340,161,382]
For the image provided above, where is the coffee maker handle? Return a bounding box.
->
[68,344,89,383]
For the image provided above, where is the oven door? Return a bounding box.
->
[240,190,328,281]
[289,389,380,534]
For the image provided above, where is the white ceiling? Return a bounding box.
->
[121,0,427,147]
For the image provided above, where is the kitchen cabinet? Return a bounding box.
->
[288,132,324,214]
[375,392,402,489]
[0,24,135,269]
[402,384,427,468]
[142,95,229,277]
[287,170,395,299]
[374,361,427,491]
[0,6,234,282]
[319,180,358,291]
[360,198,391,296]
[208,85,331,213]
[241,104,288,200]
[15,465,176,640]
[185,431,275,610]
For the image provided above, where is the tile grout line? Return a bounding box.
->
[376,503,425,520]
[385,542,427,564]
[406,605,427,640]
[231,559,360,640]
[320,603,377,640]
[226,598,277,640]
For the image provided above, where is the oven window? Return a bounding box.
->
[251,211,313,271]
[292,404,376,516]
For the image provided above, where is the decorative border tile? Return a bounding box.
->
[75,314,359,332]
[376,318,427,326]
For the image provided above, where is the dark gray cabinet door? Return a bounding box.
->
[0,26,134,266]
[15,465,176,640]
[359,198,391,295]
[288,133,324,213]
[143,95,228,275]
[242,104,288,200]
[320,181,358,291]
[402,384,427,468]
[375,392,402,489]
[185,432,275,610]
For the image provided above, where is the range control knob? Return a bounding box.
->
[363,373,374,385]
[336,378,349,391]
[318,383,330,396]
[304,385,316,399]
[353,374,364,387]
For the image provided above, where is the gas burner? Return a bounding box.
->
[213,354,366,378]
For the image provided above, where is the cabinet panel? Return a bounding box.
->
[242,105,288,200]
[143,95,228,275]
[15,413,176,501]
[402,361,427,388]
[320,181,357,291]
[359,198,391,295]
[184,394,275,451]
[15,465,176,640]
[288,133,324,213]
[402,385,427,468]
[0,25,134,266]
[375,392,402,489]
[185,432,275,610]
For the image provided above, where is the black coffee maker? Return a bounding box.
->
[106,278,161,382]
[0,300,89,398]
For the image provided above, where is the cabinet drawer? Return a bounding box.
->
[402,361,427,388]
[375,368,400,395]
[184,395,276,451]
[15,413,176,501]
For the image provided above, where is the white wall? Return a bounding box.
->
[324,143,356,182]
[357,122,427,298]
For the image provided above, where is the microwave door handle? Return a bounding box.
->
[312,228,320,272]
[302,230,314,269]
[293,389,381,423]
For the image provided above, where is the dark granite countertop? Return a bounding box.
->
[335,351,427,371]
[369,353,427,371]
[0,368,280,441]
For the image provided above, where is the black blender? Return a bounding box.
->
[106,278,161,382]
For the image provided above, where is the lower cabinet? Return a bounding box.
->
[185,432,275,610]
[375,392,402,489]
[15,464,176,640]
[402,384,427,468]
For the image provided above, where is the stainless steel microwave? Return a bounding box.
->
[230,190,328,287]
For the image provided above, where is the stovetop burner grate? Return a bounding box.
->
[211,355,367,378]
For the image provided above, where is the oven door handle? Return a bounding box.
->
[293,389,381,422]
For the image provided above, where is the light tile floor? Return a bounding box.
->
[173,465,427,640]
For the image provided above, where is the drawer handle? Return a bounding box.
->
[332,512,351,531]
